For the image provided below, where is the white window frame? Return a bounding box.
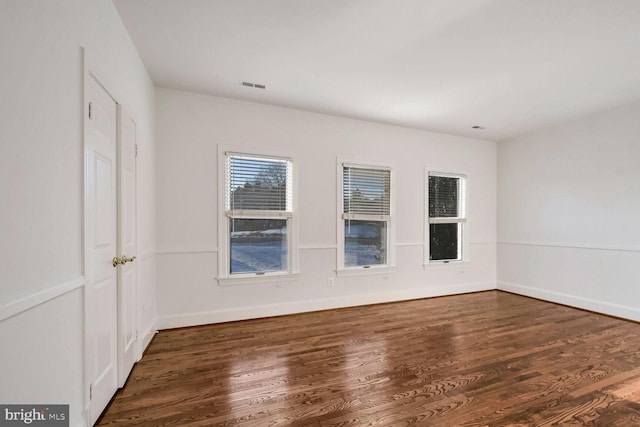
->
[337,159,395,276]
[217,145,298,286]
[424,170,468,267]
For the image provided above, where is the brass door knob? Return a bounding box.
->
[112,255,137,267]
[121,255,137,264]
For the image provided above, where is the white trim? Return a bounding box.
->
[343,213,391,221]
[156,245,345,254]
[497,281,640,322]
[157,247,218,255]
[336,266,396,277]
[424,168,469,265]
[427,170,466,179]
[218,144,299,280]
[423,260,470,270]
[154,242,495,256]
[391,242,493,248]
[342,162,391,171]
[227,210,293,219]
[0,276,84,322]
[155,242,495,256]
[337,157,396,272]
[82,404,89,427]
[498,241,640,253]
[157,281,497,329]
[82,49,122,108]
[429,217,467,224]
[217,272,300,287]
[136,307,158,362]
[138,325,157,359]
[299,244,338,250]
[225,150,291,163]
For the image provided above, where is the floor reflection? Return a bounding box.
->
[97,291,640,426]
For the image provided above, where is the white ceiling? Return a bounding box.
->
[114,0,640,141]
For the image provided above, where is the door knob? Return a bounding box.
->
[120,255,136,264]
[112,255,136,267]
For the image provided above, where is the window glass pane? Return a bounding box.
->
[429,175,459,218]
[230,218,287,274]
[430,223,460,261]
[228,156,291,211]
[344,220,387,267]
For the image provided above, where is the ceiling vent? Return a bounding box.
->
[241,81,266,90]
[471,125,486,130]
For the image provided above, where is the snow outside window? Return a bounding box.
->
[342,164,391,269]
[225,153,293,275]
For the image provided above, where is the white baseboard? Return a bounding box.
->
[498,240,640,253]
[0,276,85,322]
[157,281,497,330]
[498,281,640,322]
[82,403,90,427]
[138,319,158,358]
[78,414,88,427]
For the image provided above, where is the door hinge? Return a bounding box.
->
[135,144,139,157]
[89,384,92,401]
[88,102,93,120]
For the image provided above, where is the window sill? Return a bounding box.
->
[423,260,469,271]
[336,266,396,277]
[217,272,300,287]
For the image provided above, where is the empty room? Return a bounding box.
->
[1,0,639,425]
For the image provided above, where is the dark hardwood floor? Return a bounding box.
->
[97,291,640,426]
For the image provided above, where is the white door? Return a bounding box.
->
[117,106,138,386]
[84,74,118,425]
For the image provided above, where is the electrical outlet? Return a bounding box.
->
[328,277,335,287]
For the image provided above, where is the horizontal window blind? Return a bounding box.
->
[227,154,292,212]
[343,165,391,216]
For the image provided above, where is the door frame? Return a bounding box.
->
[116,104,138,387]
[82,48,139,424]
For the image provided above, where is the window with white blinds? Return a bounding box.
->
[342,165,391,219]
[224,153,294,276]
[427,172,466,262]
[341,163,392,269]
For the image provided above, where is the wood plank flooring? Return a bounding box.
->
[97,291,640,426]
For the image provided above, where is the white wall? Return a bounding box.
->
[498,100,640,321]
[156,88,497,328]
[0,1,156,425]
